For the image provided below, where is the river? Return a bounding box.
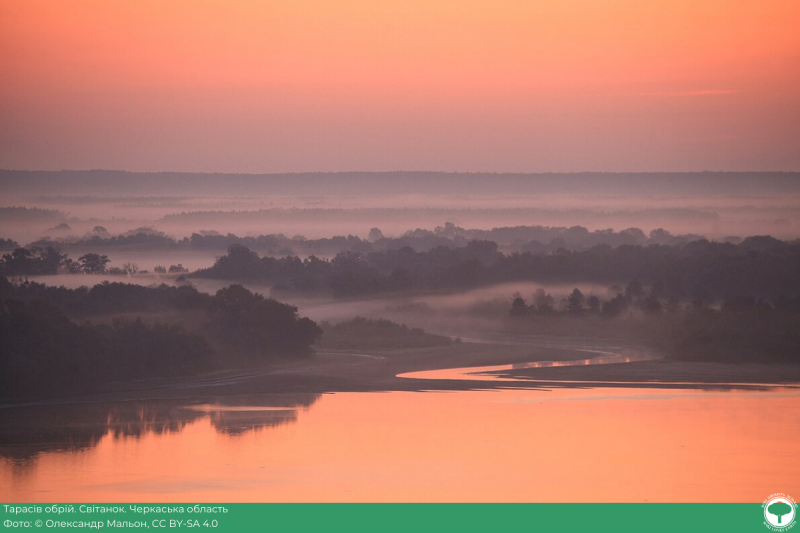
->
[1,357,799,502]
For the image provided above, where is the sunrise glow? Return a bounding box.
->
[1,0,799,172]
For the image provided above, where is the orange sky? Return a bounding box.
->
[1,0,799,172]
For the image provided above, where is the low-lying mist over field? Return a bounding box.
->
[2,171,799,248]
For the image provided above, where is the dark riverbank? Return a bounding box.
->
[5,337,799,410]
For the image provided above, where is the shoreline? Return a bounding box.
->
[4,337,800,408]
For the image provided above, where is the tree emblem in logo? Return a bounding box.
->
[764,494,797,531]
[771,502,794,525]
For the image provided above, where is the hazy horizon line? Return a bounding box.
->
[3,169,800,176]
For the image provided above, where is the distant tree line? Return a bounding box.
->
[505,282,800,364]
[509,279,800,318]
[0,246,68,276]
[194,236,800,300]
[0,238,18,250]
[21,222,722,256]
[0,206,66,222]
[5,234,799,302]
[406,222,710,251]
[0,245,183,277]
[0,246,117,276]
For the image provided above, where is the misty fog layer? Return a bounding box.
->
[2,172,799,249]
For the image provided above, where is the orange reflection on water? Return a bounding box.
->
[398,352,658,382]
[1,387,799,502]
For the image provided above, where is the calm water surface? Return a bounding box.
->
[1,360,799,502]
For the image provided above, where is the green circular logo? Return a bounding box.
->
[764,494,797,531]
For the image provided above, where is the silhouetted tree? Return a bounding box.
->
[533,288,555,314]
[78,253,110,274]
[566,288,585,315]
[122,262,139,276]
[601,294,628,317]
[510,296,529,317]
[368,227,384,242]
[92,226,110,237]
